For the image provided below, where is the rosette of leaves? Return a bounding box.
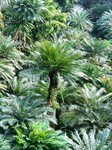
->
[96,10,112,39]
[70,128,112,150]
[68,6,93,32]
[0,94,56,130]
[61,85,112,129]
[0,33,24,69]
[89,1,112,22]
[0,33,24,90]
[31,40,85,106]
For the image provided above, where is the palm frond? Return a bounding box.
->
[71,128,111,150]
[0,94,56,129]
[68,5,93,31]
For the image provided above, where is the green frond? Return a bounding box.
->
[0,95,56,129]
[71,128,112,150]
[96,10,112,39]
[13,121,71,150]
[68,6,93,31]
[0,134,10,150]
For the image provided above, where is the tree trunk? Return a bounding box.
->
[47,70,58,106]
[47,70,58,128]
[13,29,19,41]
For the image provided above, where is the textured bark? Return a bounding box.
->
[13,29,19,41]
[47,70,58,106]
[47,70,58,128]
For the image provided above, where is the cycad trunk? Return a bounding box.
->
[47,71,58,128]
[13,29,19,41]
[47,70,58,106]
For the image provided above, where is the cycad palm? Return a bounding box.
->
[0,94,54,129]
[32,40,84,105]
[0,33,24,69]
[68,6,93,32]
[61,85,112,129]
[96,10,112,39]
[0,33,24,92]
[71,128,112,150]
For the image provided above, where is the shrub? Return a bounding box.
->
[13,121,71,150]
[96,10,112,39]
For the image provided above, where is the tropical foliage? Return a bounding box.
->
[96,10,112,39]
[0,0,112,149]
[68,6,93,32]
[13,121,71,150]
[0,134,10,150]
[70,128,112,150]
[61,85,112,129]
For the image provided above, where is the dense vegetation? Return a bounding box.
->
[0,0,112,149]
